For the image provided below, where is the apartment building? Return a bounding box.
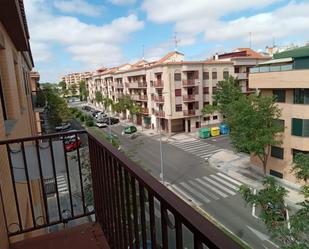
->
[215,48,270,93]
[61,71,93,94]
[249,45,309,182]
[87,51,238,133]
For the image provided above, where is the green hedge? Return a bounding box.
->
[85,119,94,127]
[79,115,85,122]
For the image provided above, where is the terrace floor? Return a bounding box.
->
[10,223,110,249]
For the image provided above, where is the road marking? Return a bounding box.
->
[56,175,68,194]
[188,180,219,200]
[217,173,242,186]
[200,177,230,197]
[210,175,239,191]
[179,182,211,203]
[202,177,236,195]
[247,225,279,248]
[195,178,228,198]
[169,185,202,206]
[195,149,221,156]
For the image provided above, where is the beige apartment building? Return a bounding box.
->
[0,1,43,247]
[61,71,93,94]
[249,46,309,182]
[87,51,240,133]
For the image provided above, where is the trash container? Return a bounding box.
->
[219,123,229,135]
[199,128,211,139]
[211,127,220,137]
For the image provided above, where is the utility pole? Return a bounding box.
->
[174,32,180,52]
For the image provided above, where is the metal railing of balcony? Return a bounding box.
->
[0,130,94,237]
[138,81,147,88]
[88,133,242,249]
[183,95,195,102]
[250,63,293,73]
[182,79,198,87]
[183,110,196,116]
[153,96,164,102]
[153,80,164,88]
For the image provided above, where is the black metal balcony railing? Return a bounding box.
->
[0,130,242,249]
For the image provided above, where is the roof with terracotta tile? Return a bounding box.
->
[156,51,184,64]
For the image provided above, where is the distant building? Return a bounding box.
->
[61,71,93,94]
[249,45,309,182]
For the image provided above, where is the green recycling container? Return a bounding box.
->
[199,128,211,139]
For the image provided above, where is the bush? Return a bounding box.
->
[79,114,85,122]
[75,110,83,118]
[85,119,94,127]
[70,107,78,114]
[85,115,93,121]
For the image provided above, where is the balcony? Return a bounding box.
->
[154,110,165,117]
[138,95,148,101]
[182,79,198,87]
[116,83,123,89]
[31,90,46,112]
[153,95,164,103]
[236,72,248,80]
[138,81,147,88]
[183,109,196,116]
[0,130,242,249]
[141,108,149,114]
[250,63,293,73]
[153,80,164,88]
[183,95,195,102]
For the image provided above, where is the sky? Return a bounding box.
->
[23,0,309,82]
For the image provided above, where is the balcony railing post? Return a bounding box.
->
[139,183,147,249]
[125,171,134,249]
[175,217,183,249]
[160,204,168,249]
[148,194,157,249]
[131,178,140,249]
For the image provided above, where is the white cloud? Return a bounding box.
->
[142,0,309,47]
[54,0,104,17]
[23,0,144,81]
[108,0,136,6]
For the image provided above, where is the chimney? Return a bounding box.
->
[214,53,219,60]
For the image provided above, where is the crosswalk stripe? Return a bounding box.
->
[194,148,221,156]
[169,185,202,206]
[176,144,206,150]
[188,180,219,201]
[217,173,242,186]
[179,182,210,203]
[185,145,214,152]
[196,178,228,198]
[202,177,236,195]
[210,175,239,191]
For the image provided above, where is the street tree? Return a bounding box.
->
[58,81,66,92]
[202,76,242,117]
[102,97,114,111]
[226,94,283,175]
[69,83,78,96]
[95,91,103,104]
[79,80,88,101]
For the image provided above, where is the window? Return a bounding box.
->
[294,89,309,104]
[203,72,209,80]
[212,71,217,79]
[174,73,181,81]
[203,102,209,106]
[195,102,199,109]
[274,119,285,130]
[273,89,286,103]
[234,67,240,73]
[271,146,284,159]
[292,118,309,137]
[223,70,229,79]
[213,115,218,120]
[175,89,182,96]
[212,87,217,93]
[0,75,7,120]
[292,149,309,162]
[175,104,182,112]
[204,116,210,121]
[203,87,209,94]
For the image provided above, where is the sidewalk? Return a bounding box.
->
[208,149,305,209]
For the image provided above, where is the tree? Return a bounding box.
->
[95,91,103,104]
[69,83,78,96]
[202,76,242,117]
[58,81,67,92]
[79,80,88,101]
[226,94,283,175]
[102,97,114,111]
[293,153,309,182]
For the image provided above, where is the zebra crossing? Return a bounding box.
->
[56,174,69,195]
[169,138,222,160]
[168,172,243,206]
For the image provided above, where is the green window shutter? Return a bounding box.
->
[303,120,309,137]
[271,146,284,159]
[292,118,303,136]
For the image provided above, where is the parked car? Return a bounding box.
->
[122,125,137,134]
[95,121,108,128]
[109,117,119,125]
[92,110,100,117]
[95,112,107,119]
[55,122,71,131]
[64,137,81,152]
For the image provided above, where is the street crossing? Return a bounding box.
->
[168,172,243,206]
[56,174,69,195]
[168,138,222,160]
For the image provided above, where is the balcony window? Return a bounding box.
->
[174,73,181,81]
[223,70,229,79]
[273,89,286,103]
[175,104,182,112]
[271,146,284,159]
[294,89,309,104]
[203,87,209,94]
[213,115,218,120]
[292,149,309,162]
[292,118,309,137]
[175,89,182,96]
[212,71,217,79]
[203,72,209,80]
